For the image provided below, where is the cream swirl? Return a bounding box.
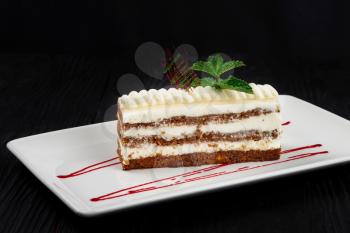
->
[118,84,278,110]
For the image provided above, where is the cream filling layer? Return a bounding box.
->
[122,113,281,140]
[121,100,280,124]
[119,138,281,160]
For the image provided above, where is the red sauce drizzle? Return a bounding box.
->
[90,144,327,202]
[57,158,120,179]
[280,144,322,154]
[282,121,291,126]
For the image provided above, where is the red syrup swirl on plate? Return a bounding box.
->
[280,144,322,155]
[90,144,328,202]
[57,121,293,179]
[57,158,120,179]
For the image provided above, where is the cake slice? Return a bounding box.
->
[117,84,281,170]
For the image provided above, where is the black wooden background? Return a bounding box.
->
[1,0,350,232]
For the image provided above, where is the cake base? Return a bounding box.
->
[118,149,281,170]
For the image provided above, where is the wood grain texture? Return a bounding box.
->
[1,54,350,233]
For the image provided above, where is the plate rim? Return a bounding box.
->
[6,94,350,217]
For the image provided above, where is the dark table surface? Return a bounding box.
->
[1,53,350,233]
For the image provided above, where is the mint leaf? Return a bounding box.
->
[189,77,201,87]
[192,54,245,79]
[190,77,217,88]
[191,61,217,78]
[190,75,253,93]
[191,55,252,93]
[200,77,217,86]
[217,76,253,94]
[221,60,245,74]
[207,55,224,78]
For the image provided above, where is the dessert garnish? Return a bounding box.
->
[190,54,253,94]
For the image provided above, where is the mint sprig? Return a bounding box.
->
[190,54,253,94]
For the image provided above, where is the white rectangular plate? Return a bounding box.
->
[7,95,350,217]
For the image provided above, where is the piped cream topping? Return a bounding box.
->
[118,84,280,124]
[118,84,278,110]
